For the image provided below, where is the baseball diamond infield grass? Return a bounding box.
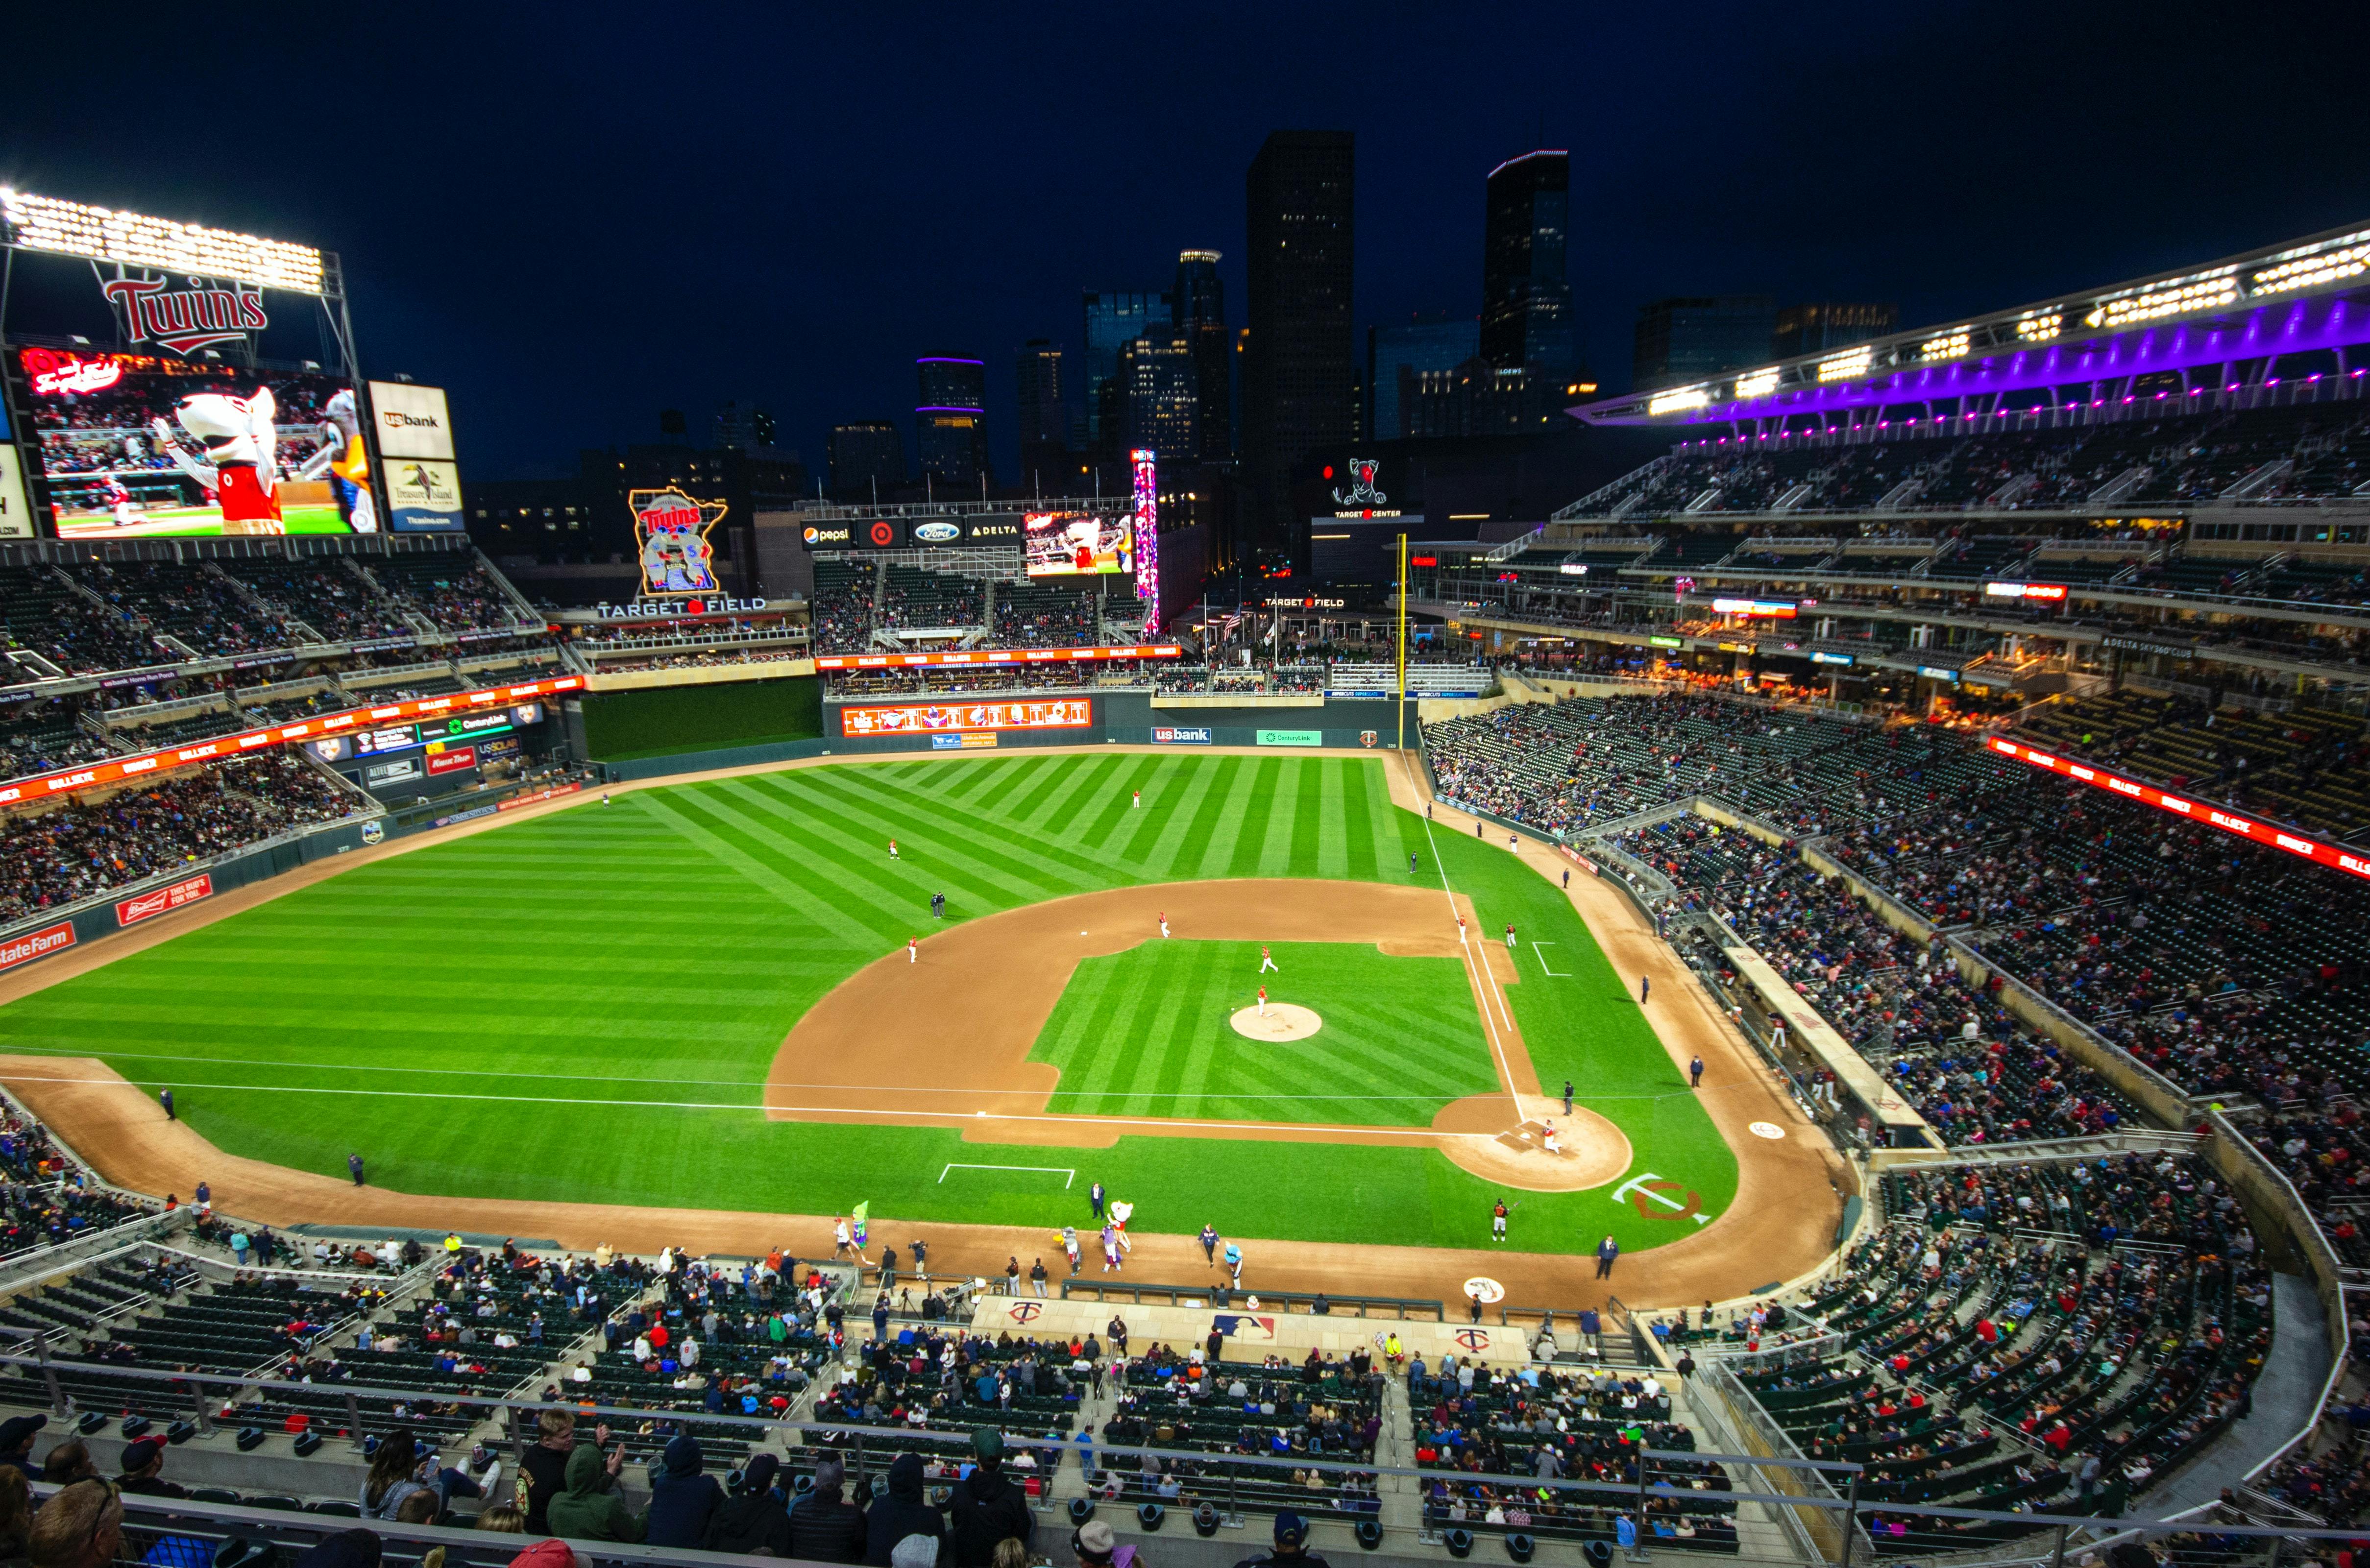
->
[1030,941,1499,1125]
[0,753,1736,1255]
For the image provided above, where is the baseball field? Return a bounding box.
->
[0,750,1754,1262]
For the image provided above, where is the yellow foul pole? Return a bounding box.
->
[1395,532,1408,750]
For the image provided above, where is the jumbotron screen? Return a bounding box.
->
[18,350,369,538]
[1023,510,1134,578]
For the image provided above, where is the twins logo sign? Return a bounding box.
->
[631,487,728,597]
[1613,1171,1710,1224]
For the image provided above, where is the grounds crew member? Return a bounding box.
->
[948,1428,1033,1566]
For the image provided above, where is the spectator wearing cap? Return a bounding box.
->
[788,1455,866,1563]
[116,1436,186,1498]
[893,1537,940,1568]
[705,1453,792,1558]
[1234,1510,1328,1568]
[28,1477,121,1568]
[0,1416,45,1479]
[948,1429,1033,1567]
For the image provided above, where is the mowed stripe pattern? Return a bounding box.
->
[0,756,1423,1118]
[1029,941,1497,1125]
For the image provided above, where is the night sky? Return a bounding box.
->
[8,1,2364,483]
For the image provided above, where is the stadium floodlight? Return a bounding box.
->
[2015,312,2063,341]
[1918,330,1971,362]
[2251,241,2370,298]
[1733,368,1780,398]
[2083,272,2239,330]
[0,188,325,295]
[1817,347,1872,383]
[1647,386,1710,415]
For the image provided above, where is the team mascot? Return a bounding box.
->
[151,387,284,535]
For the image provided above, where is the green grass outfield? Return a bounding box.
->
[54,504,350,539]
[1030,940,1499,1125]
[0,754,1735,1255]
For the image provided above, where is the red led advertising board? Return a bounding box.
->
[839,699,1092,738]
[115,873,213,926]
[812,645,1178,671]
[0,676,582,806]
[1986,737,2370,882]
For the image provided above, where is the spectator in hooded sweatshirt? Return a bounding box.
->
[864,1451,947,1568]
[948,1430,1033,1568]
[645,1434,723,1548]
[521,1411,617,1533]
[547,1438,645,1543]
[704,1453,793,1558]
[789,1455,867,1563]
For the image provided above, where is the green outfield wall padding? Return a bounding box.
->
[580,676,822,761]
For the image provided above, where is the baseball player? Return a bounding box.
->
[888,839,900,860]
[1542,1121,1562,1156]
[1505,923,1516,951]
[1158,912,1170,938]
[1258,944,1278,974]
[1131,789,1141,809]
[908,938,918,964]
[1410,851,1419,873]
[1491,1199,1509,1241]
[1257,984,1269,1017]
[1508,831,1520,852]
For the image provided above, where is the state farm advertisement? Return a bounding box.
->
[0,921,75,973]
[839,699,1092,737]
[116,874,214,927]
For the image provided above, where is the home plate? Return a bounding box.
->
[1229,1004,1322,1041]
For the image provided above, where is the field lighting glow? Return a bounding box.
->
[0,188,324,294]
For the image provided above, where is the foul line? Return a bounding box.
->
[1419,811,1519,1096]
[940,1163,1075,1187]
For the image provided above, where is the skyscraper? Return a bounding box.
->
[1015,339,1066,487]
[1173,250,1232,460]
[828,422,903,500]
[915,358,989,487]
[1082,290,1169,447]
[1119,324,1197,458]
[1481,150,1576,425]
[714,400,777,452]
[1771,302,1900,361]
[1367,315,1480,441]
[1244,130,1355,556]
[1632,296,1776,391]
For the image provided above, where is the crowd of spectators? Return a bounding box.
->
[0,753,357,922]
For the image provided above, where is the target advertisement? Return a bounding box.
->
[838,699,1092,738]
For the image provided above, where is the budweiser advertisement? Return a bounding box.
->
[0,203,375,539]
[839,699,1092,738]
[1986,737,2370,882]
[0,676,583,806]
[115,873,214,927]
[0,920,75,973]
[813,645,1179,671]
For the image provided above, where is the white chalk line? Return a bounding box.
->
[1420,810,1520,1094]
[940,1163,1075,1186]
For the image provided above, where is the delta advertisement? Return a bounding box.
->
[839,699,1092,738]
[0,193,378,538]
[799,513,1024,552]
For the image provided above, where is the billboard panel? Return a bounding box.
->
[0,445,32,540]
[366,382,455,459]
[384,458,464,531]
[632,487,726,596]
[839,698,1091,738]
[1023,510,1133,577]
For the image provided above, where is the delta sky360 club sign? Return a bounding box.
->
[632,487,729,596]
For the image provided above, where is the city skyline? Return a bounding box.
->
[4,1,2359,487]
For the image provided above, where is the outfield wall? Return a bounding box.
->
[580,676,822,761]
[818,693,1420,754]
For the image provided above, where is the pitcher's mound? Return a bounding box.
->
[1429,1093,1632,1192]
[1230,1004,1322,1041]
